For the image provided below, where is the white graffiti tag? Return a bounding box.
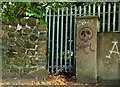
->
[106,41,120,60]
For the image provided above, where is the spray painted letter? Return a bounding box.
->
[106,41,120,60]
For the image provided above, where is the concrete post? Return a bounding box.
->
[76,16,100,83]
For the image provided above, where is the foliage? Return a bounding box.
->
[1,2,104,24]
[1,2,73,24]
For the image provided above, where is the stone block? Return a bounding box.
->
[2,25,9,31]
[23,57,31,66]
[13,58,25,67]
[38,31,47,41]
[27,68,48,81]
[2,35,9,45]
[15,30,23,38]
[9,17,19,26]
[6,51,15,58]
[20,18,27,26]
[2,18,9,25]
[22,33,29,40]
[8,32,15,37]
[26,17,37,26]
[30,34,38,42]
[2,64,11,69]
[8,27,16,32]
[10,65,19,74]
[23,27,32,34]
[8,38,15,46]
[97,32,120,85]
[15,39,24,47]
[0,29,4,37]
[5,58,15,65]
[2,71,11,79]
[23,67,32,73]
[17,53,25,58]
[27,50,35,56]
[11,46,19,52]
[32,29,38,34]
[37,24,47,31]
[38,41,47,55]
[23,41,35,48]
[30,58,37,66]
[76,16,99,83]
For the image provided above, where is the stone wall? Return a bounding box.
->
[2,17,48,82]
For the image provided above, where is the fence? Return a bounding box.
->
[45,2,120,73]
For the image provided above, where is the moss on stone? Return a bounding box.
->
[13,58,25,67]
[38,32,47,41]
[2,35,9,46]
[15,30,23,38]
[8,27,16,32]
[23,67,31,73]
[32,29,38,34]
[24,41,35,48]
[6,51,14,58]
[2,64,11,69]
[26,17,37,26]
[9,17,19,26]
[22,33,29,40]
[37,24,47,31]
[20,18,27,26]
[30,34,38,42]
[23,27,32,34]
[10,66,19,73]
[27,50,35,56]
[30,58,37,66]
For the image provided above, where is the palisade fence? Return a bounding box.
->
[44,2,120,73]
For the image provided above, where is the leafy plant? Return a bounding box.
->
[1,2,72,24]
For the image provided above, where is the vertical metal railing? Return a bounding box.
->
[89,4,91,15]
[69,6,73,69]
[56,8,60,73]
[60,8,64,72]
[74,6,77,70]
[65,7,68,71]
[119,2,120,31]
[93,4,95,16]
[79,6,81,16]
[84,6,86,15]
[98,4,100,17]
[103,3,105,32]
[46,2,119,73]
[108,3,111,32]
[48,9,51,72]
[113,3,116,31]
[51,12,55,73]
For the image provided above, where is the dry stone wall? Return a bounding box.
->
[2,17,48,81]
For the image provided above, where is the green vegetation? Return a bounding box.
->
[1,2,104,24]
[1,2,72,24]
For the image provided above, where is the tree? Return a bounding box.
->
[1,2,74,24]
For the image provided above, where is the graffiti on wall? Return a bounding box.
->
[77,19,94,27]
[76,27,94,54]
[106,41,120,60]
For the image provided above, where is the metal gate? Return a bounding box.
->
[44,2,120,73]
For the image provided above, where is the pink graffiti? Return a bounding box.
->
[77,42,94,54]
[77,27,94,54]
